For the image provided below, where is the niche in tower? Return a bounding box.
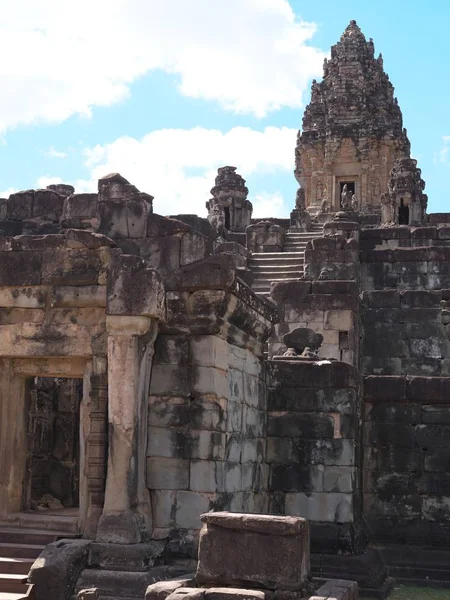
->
[398,198,409,225]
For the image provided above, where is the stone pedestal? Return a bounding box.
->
[196,512,310,590]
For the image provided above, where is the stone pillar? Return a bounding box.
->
[96,316,159,543]
[0,360,26,516]
[80,358,108,538]
[97,254,165,543]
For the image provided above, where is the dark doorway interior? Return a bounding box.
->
[24,377,82,511]
[398,198,409,225]
[340,181,356,196]
[224,206,231,230]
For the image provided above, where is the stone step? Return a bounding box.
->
[0,513,78,535]
[250,252,304,258]
[252,271,302,280]
[0,592,33,600]
[75,566,189,600]
[0,559,34,576]
[250,263,303,271]
[0,544,43,560]
[0,528,73,547]
[0,575,28,595]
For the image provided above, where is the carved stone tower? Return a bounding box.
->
[206,166,253,232]
[295,20,418,218]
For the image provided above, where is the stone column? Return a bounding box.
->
[97,254,165,543]
[96,316,158,543]
[80,357,109,538]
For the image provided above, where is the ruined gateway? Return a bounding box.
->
[0,19,449,600]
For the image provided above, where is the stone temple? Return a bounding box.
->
[0,19,449,600]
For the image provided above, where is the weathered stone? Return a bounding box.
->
[29,539,91,600]
[196,512,310,590]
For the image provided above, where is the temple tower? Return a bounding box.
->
[295,20,419,219]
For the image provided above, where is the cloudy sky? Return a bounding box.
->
[1,0,449,218]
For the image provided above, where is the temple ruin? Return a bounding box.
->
[0,18,449,600]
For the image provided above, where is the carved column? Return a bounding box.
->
[96,316,159,543]
[80,357,108,538]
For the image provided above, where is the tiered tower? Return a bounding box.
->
[295,20,418,218]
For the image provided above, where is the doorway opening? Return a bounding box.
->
[224,206,231,230]
[398,198,409,225]
[340,181,355,196]
[24,377,82,513]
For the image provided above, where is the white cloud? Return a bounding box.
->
[0,187,16,198]
[82,126,297,216]
[435,136,450,165]
[36,176,63,189]
[43,126,297,216]
[252,191,286,218]
[46,147,67,159]
[0,0,324,131]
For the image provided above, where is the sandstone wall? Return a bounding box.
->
[364,375,450,545]
[266,360,362,554]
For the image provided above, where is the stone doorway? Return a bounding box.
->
[399,198,409,224]
[23,377,82,514]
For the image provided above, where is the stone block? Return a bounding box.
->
[107,253,164,317]
[63,193,98,219]
[313,579,358,600]
[33,189,64,220]
[196,512,310,590]
[77,590,99,600]
[89,541,165,571]
[192,366,228,398]
[270,464,323,493]
[190,461,241,493]
[146,579,194,600]
[29,539,91,600]
[0,286,47,309]
[147,457,190,490]
[323,467,355,493]
[150,365,191,396]
[151,490,177,528]
[292,439,356,467]
[180,231,213,266]
[0,251,42,285]
[7,191,34,220]
[267,412,334,439]
[408,377,450,402]
[364,376,406,402]
[176,490,211,529]
[285,492,353,522]
[51,285,106,308]
[190,336,229,370]
[324,310,353,331]
[41,248,102,286]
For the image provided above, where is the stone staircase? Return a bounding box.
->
[0,514,78,600]
[249,224,324,298]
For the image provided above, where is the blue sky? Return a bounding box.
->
[1,0,449,218]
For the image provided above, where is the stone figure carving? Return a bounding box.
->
[315,181,323,202]
[295,187,306,210]
[340,184,352,210]
[207,202,226,236]
[321,199,329,213]
[282,327,323,357]
[351,194,359,211]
